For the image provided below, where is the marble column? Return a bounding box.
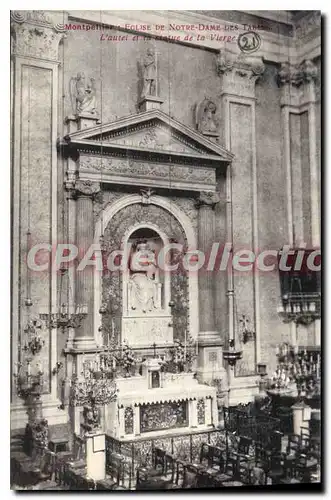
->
[73,180,100,350]
[196,191,220,344]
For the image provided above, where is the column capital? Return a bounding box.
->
[196,191,221,209]
[277,59,318,87]
[70,180,101,200]
[277,59,318,107]
[10,10,67,61]
[216,51,265,98]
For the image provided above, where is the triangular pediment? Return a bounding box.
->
[66,109,233,162]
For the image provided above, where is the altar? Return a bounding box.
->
[105,359,218,441]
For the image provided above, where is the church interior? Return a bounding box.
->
[10,9,321,490]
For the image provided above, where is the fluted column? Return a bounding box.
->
[73,180,100,350]
[196,191,220,344]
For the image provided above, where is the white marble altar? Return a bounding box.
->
[105,363,218,441]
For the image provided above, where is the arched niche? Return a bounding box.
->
[94,195,198,347]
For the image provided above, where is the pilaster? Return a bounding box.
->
[196,191,220,344]
[10,10,67,427]
[72,180,101,351]
[217,51,264,378]
[277,59,320,248]
[277,58,320,348]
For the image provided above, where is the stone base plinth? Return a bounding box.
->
[86,432,106,481]
[65,114,100,133]
[196,339,225,385]
[138,96,164,112]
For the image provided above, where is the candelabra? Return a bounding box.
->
[14,359,44,401]
[40,302,88,330]
[71,357,118,432]
[270,343,321,400]
[277,293,320,325]
[14,360,48,455]
[21,318,45,356]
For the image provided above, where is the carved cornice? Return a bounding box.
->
[10,10,67,61]
[196,191,221,209]
[277,59,318,87]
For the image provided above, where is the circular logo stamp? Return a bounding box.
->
[237,31,261,54]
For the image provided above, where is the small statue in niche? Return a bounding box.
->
[141,48,157,98]
[195,98,219,136]
[129,240,160,313]
[70,72,97,115]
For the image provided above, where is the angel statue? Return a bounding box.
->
[195,98,219,136]
[70,72,97,115]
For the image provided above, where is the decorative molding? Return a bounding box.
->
[93,194,199,344]
[88,122,213,155]
[168,197,198,230]
[11,11,67,61]
[79,155,215,187]
[61,108,234,162]
[140,188,155,205]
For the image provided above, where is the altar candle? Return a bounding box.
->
[27,361,31,376]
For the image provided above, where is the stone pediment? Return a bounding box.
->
[65,109,233,163]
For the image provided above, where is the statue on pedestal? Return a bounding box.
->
[129,241,160,313]
[141,49,157,98]
[70,72,97,115]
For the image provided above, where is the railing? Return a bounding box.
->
[223,407,280,446]
[105,428,223,479]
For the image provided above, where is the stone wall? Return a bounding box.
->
[11,10,321,423]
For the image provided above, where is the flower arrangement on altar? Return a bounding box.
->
[165,336,197,373]
[114,342,139,377]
